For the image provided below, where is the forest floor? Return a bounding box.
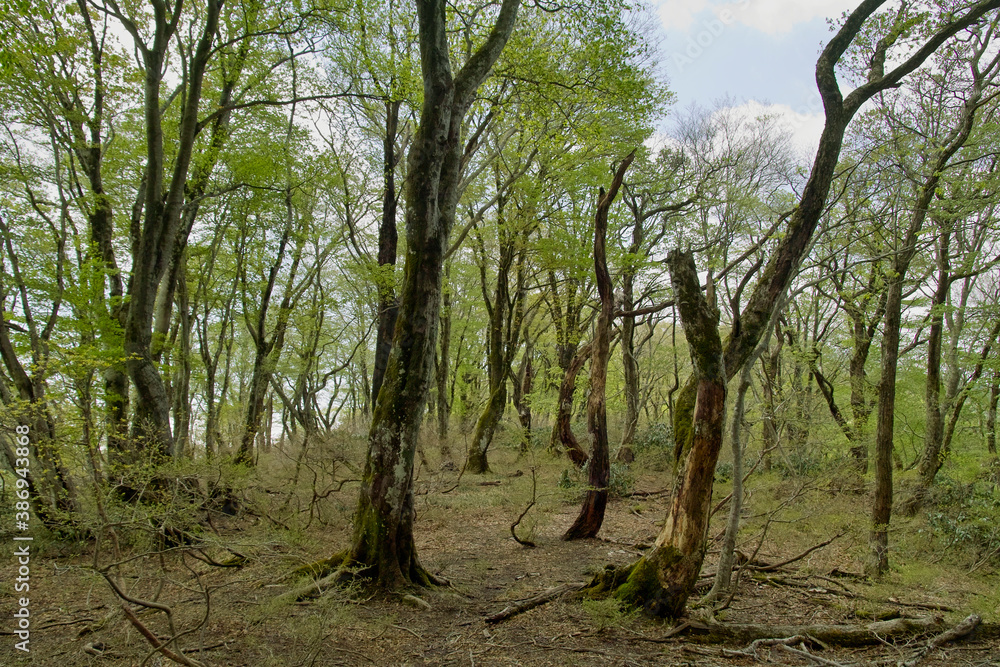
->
[2,434,999,666]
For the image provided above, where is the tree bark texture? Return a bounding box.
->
[563,151,634,540]
[583,0,1000,614]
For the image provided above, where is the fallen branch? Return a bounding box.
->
[745,533,843,573]
[485,582,585,623]
[685,615,945,647]
[626,488,671,498]
[900,613,981,667]
[120,604,206,667]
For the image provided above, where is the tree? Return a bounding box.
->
[582,0,1000,616]
[563,150,633,540]
[295,0,523,591]
[868,18,1000,573]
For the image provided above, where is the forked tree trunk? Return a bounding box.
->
[344,0,521,590]
[564,151,633,540]
[550,341,592,467]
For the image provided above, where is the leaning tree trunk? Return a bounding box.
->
[564,151,633,540]
[579,0,1000,615]
[342,0,521,590]
[549,341,592,467]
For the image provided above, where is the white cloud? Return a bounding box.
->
[657,0,857,36]
[718,0,857,35]
[726,99,826,157]
[657,0,710,32]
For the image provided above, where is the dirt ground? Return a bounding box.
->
[2,444,999,666]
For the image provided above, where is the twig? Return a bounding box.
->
[440,457,468,494]
[510,468,537,547]
[776,642,849,666]
[746,533,844,572]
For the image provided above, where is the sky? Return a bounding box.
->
[651,0,860,156]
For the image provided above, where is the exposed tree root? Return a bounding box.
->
[484,582,586,623]
[278,549,448,604]
[285,550,350,581]
[899,613,980,666]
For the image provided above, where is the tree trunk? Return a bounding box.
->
[171,265,192,458]
[704,333,768,605]
[580,0,1000,614]
[437,263,452,459]
[619,282,639,463]
[236,194,304,466]
[372,101,402,406]
[988,372,999,455]
[917,231,951,487]
[585,250,725,616]
[564,152,633,540]
[870,57,984,574]
[511,337,534,452]
[345,0,521,589]
[550,341,592,467]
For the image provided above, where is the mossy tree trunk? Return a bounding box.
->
[346,0,521,589]
[593,249,725,615]
[564,151,634,540]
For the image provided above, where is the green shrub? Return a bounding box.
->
[634,422,673,454]
[924,476,1000,561]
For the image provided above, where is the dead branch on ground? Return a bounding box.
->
[485,582,586,623]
